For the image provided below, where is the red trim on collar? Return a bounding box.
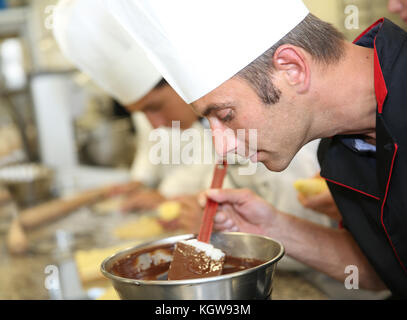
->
[353,18,388,114]
[322,177,381,201]
[380,144,407,274]
[352,18,384,44]
[373,41,388,114]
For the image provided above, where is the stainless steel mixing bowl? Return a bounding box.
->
[101,232,284,300]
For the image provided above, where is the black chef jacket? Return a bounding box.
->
[318,18,407,297]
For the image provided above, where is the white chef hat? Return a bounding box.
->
[103,0,309,104]
[53,0,162,105]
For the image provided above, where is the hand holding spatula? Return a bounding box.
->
[168,161,228,280]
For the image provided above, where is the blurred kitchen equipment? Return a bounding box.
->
[101,232,284,300]
[0,185,11,204]
[0,163,54,207]
[0,93,35,165]
[30,73,82,170]
[0,186,14,234]
[52,229,89,300]
[78,117,135,168]
[0,121,23,156]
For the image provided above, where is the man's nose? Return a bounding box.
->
[210,121,237,157]
[145,112,165,129]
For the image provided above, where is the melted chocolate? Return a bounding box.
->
[167,241,225,280]
[110,243,265,281]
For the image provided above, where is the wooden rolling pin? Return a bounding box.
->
[18,186,113,230]
[7,217,28,255]
[18,181,141,230]
[5,182,141,255]
[6,204,28,255]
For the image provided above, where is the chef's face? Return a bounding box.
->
[388,0,407,22]
[129,85,198,129]
[192,77,311,172]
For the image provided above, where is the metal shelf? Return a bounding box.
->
[0,7,29,38]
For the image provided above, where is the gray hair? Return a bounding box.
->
[236,13,345,104]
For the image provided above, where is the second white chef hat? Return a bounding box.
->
[103,0,309,104]
[53,0,162,105]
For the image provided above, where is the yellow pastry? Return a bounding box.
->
[113,216,164,240]
[74,242,139,283]
[97,286,120,300]
[158,201,181,222]
[294,177,328,197]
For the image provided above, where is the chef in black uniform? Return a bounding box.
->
[317,18,407,298]
[106,0,407,297]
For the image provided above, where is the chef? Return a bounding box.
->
[53,0,214,211]
[52,0,341,282]
[105,0,407,297]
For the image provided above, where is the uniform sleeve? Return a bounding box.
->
[130,112,161,188]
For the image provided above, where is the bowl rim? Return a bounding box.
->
[100,232,285,286]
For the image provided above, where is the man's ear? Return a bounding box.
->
[273,44,310,94]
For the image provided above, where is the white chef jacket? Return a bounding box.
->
[130,113,218,197]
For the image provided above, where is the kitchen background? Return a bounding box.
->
[0,0,404,300]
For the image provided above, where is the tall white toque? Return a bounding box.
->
[53,0,162,105]
[103,0,309,104]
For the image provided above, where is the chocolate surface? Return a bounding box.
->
[167,241,225,280]
[110,243,265,281]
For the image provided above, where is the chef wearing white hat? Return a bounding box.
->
[53,0,331,231]
[53,0,347,284]
[53,0,159,190]
[102,0,309,104]
[53,0,162,107]
[105,0,407,297]
[53,0,212,210]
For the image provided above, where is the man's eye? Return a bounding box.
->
[147,105,162,112]
[218,110,234,123]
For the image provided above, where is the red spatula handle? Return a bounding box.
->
[198,161,228,243]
